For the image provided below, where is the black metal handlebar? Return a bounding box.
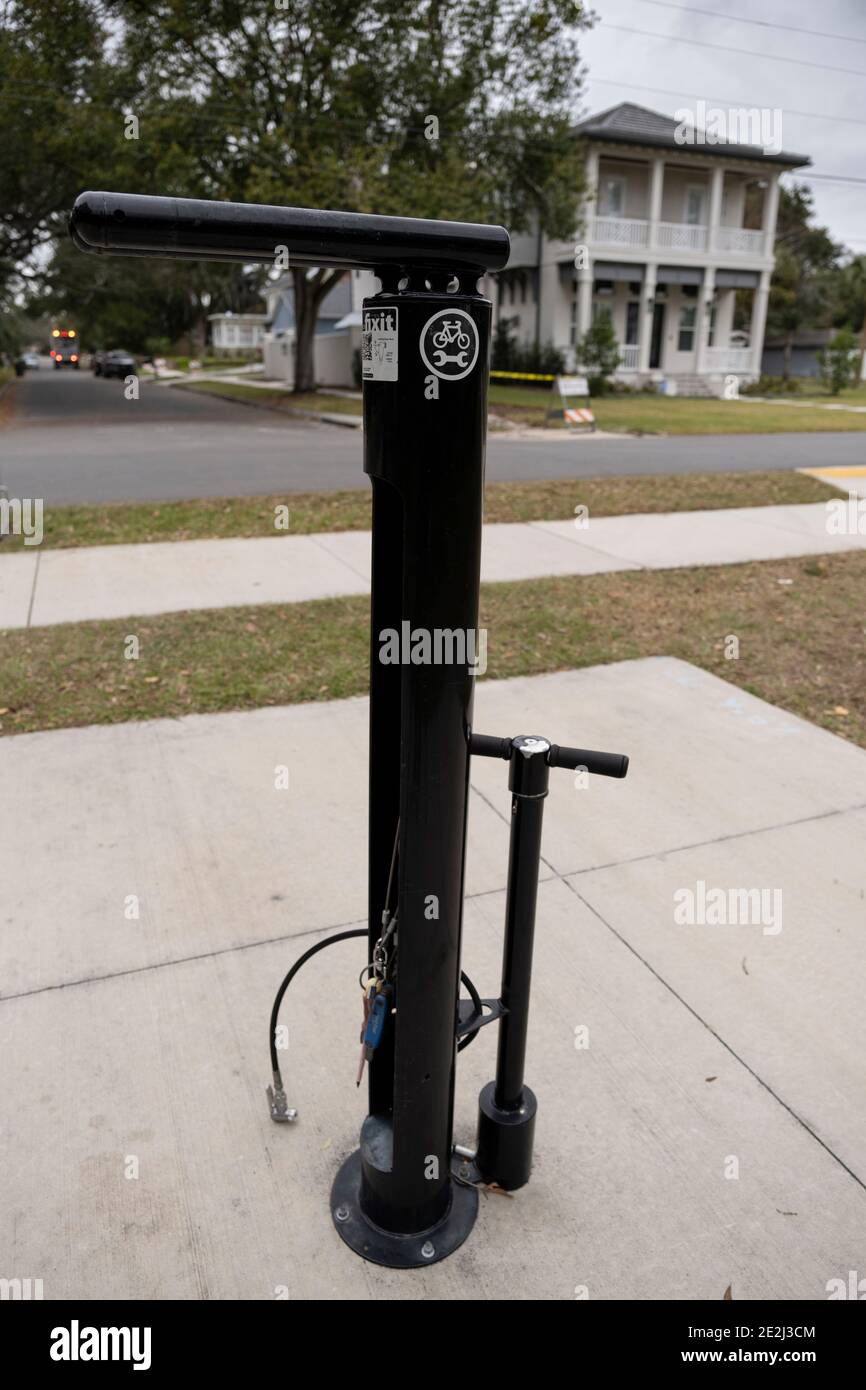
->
[69,191,511,273]
[469,732,629,779]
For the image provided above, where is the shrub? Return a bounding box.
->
[577,315,621,395]
[491,318,565,376]
[816,328,859,395]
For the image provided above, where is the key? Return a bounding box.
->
[356,982,392,1087]
[355,984,375,1087]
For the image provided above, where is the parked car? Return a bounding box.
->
[99,349,136,379]
[22,352,41,369]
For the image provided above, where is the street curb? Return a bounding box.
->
[171,381,363,429]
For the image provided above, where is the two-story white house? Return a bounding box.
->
[492,103,810,394]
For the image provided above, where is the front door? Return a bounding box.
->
[649,302,665,370]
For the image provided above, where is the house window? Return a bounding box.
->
[600,177,625,217]
[625,300,640,345]
[678,305,697,352]
[592,301,613,329]
[708,302,717,348]
[569,285,579,346]
[684,185,706,226]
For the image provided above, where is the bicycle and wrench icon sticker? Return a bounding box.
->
[419,309,480,381]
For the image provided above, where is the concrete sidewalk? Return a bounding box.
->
[3,501,864,630]
[2,658,865,1299]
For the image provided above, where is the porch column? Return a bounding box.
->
[695,265,715,374]
[576,259,593,347]
[707,165,724,253]
[750,269,771,375]
[637,263,657,373]
[583,145,599,246]
[648,156,665,249]
[762,173,781,256]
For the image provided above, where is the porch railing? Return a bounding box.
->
[592,216,649,248]
[715,226,766,256]
[705,346,753,373]
[657,221,707,251]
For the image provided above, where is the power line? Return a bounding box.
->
[797,173,866,188]
[634,0,866,46]
[590,75,866,129]
[601,22,866,79]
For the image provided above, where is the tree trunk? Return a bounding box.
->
[782,334,792,380]
[292,267,347,393]
[292,270,317,392]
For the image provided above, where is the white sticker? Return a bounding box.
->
[362,307,398,381]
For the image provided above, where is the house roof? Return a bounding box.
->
[573,102,810,168]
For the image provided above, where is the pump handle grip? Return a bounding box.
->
[546,744,629,779]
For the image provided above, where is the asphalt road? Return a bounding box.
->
[4,362,864,505]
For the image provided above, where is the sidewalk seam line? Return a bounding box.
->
[565,878,866,1197]
[25,548,41,628]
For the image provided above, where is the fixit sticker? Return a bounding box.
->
[419,309,479,382]
[362,307,398,382]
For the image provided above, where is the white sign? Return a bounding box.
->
[556,375,589,397]
[362,307,399,382]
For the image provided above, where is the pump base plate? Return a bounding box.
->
[330,1150,479,1268]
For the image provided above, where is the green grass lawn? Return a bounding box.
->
[0,472,842,552]
[791,385,866,406]
[3,551,863,746]
[177,377,866,434]
[487,385,866,434]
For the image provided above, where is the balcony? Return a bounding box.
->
[591,216,766,257]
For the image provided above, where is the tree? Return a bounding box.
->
[31,235,267,356]
[577,312,620,394]
[766,185,842,379]
[0,0,129,314]
[103,0,594,390]
[830,255,866,380]
[816,327,858,396]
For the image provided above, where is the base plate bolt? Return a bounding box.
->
[334,1204,351,1223]
[421,1241,435,1259]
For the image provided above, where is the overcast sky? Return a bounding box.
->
[579,0,866,255]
